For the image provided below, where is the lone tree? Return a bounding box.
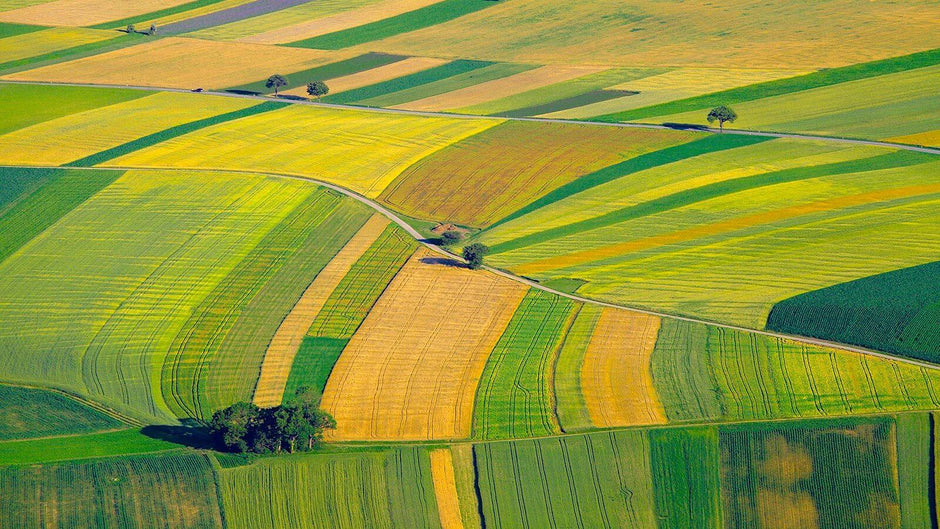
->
[266,74,288,96]
[306,81,329,101]
[707,105,737,132]
[149,23,156,36]
[126,24,135,34]
[462,243,489,270]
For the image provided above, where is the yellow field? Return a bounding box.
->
[360,0,940,69]
[395,65,606,112]
[111,104,501,198]
[4,37,337,89]
[321,249,526,440]
[541,67,807,119]
[239,0,441,45]
[252,215,389,408]
[0,0,190,26]
[0,27,114,63]
[282,56,448,97]
[430,449,465,529]
[581,309,665,427]
[889,130,940,148]
[0,1,56,12]
[0,91,254,165]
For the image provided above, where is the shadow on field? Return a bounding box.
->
[420,257,466,269]
[141,422,214,450]
[276,94,308,101]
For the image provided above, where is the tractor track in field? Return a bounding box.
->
[2,79,939,155]
[5,162,940,374]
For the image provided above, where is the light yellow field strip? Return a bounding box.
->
[252,215,389,407]
[0,0,190,26]
[515,182,940,275]
[0,27,113,63]
[394,65,606,112]
[888,130,940,148]
[582,309,665,427]
[430,449,466,529]
[239,0,441,44]
[322,248,526,440]
[3,37,336,89]
[282,56,449,98]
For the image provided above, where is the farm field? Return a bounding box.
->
[0,0,938,526]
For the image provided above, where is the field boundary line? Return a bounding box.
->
[4,163,939,376]
[1,80,937,155]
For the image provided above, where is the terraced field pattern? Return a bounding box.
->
[0,0,937,527]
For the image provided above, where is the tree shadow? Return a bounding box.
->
[141,422,214,450]
[420,257,467,268]
[662,122,708,131]
[225,89,262,96]
[275,94,308,101]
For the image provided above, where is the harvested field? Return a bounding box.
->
[0,91,254,165]
[582,309,665,427]
[238,0,438,44]
[112,104,501,198]
[0,27,114,64]
[160,0,313,34]
[430,449,465,529]
[321,249,526,440]
[380,121,691,227]
[0,0,190,26]
[282,56,448,97]
[253,214,389,407]
[4,37,335,89]
[393,65,605,112]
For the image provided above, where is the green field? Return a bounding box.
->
[0,384,122,440]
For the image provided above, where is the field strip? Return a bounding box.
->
[239,0,441,44]
[4,162,940,374]
[0,80,937,154]
[159,0,313,35]
[429,448,465,529]
[0,0,192,26]
[252,214,389,407]
[281,56,449,97]
[582,309,665,427]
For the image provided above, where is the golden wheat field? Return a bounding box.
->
[321,249,526,440]
[0,0,190,26]
[430,449,465,529]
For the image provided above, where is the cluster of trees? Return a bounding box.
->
[209,387,335,454]
[463,243,489,270]
[266,74,330,100]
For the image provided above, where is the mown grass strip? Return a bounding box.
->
[87,0,230,30]
[322,58,493,105]
[491,148,929,254]
[497,89,637,118]
[0,168,122,264]
[0,21,45,38]
[489,134,759,231]
[70,101,286,167]
[0,428,180,465]
[594,48,940,122]
[286,0,496,50]
[225,52,408,94]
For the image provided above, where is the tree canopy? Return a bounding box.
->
[306,81,330,101]
[706,105,737,131]
[266,74,289,96]
[462,243,489,270]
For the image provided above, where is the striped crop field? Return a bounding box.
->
[379,121,694,227]
[0,0,192,26]
[0,170,333,423]
[768,260,940,364]
[111,103,500,198]
[0,83,145,136]
[0,91,255,165]
[0,452,223,528]
[479,139,940,327]
[252,214,388,408]
[225,51,409,95]
[321,249,527,440]
[652,319,940,423]
[0,383,122,440]
[281,56,449,98]
[3,36,337,88]
[552,305,602,432]
[472,289,577,440]
[0,26,115,64]
[284,223,416,401]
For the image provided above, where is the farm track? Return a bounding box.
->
[2,80,939,155]
[4,162,940,378]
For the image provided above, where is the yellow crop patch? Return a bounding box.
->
[581,309,665,427]
[888,130,940,148]
[0,0,191,26]
[395,65,606,112]
[252,215,389,408]
[430,449,466,529]
[0,27,114,63]
[111,104,501,198]
[321,249,526,440]
[0,91,254,165]
[282,56,449,98]
[238,0,441,44]
[4,37,337,89]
